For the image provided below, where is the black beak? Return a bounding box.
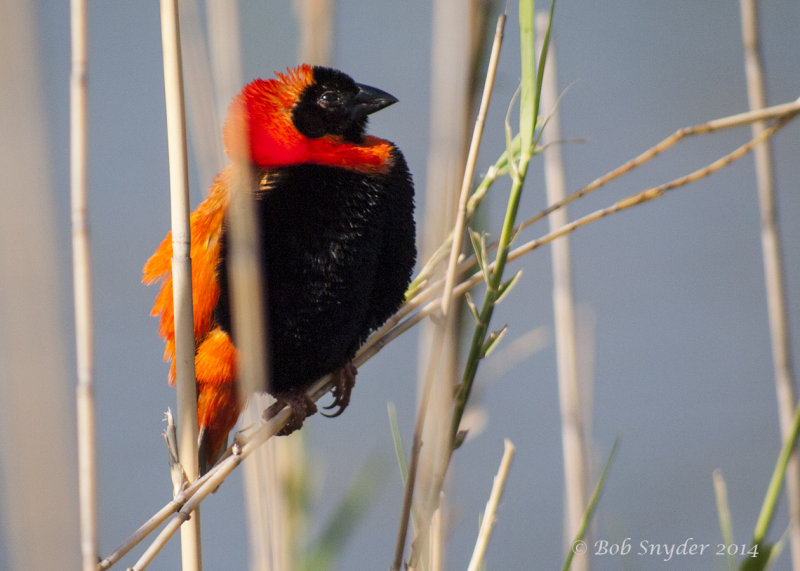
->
[351,83,398,120]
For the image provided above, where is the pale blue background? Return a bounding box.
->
[13,1,800,569]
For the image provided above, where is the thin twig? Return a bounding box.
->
[373,109,798,371]
[164,409,186,498]
[390,326,441,570]
[739,2,800,567]
[373,101,800,388]
[412,0,478,563]
[514,98,800,239]
[404,98,800,333]
[441,9,506,316]
[467,440,515,571]
[70,0,98,568]
[159,0,202,568]
[402,98,800,316]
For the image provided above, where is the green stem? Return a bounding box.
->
[451,0,556,447]
[451,162,530,445]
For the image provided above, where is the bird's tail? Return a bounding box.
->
[195,328,240,474]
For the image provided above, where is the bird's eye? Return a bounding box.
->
[318,90,342,108]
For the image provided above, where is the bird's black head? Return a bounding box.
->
[292,66,398,143]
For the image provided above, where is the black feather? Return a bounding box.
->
[214,148,415,395]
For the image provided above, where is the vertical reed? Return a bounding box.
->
[159,0,203,567]
[536,14,590,567]
[70,0,100,568]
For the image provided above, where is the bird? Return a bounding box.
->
[143,65,416,472]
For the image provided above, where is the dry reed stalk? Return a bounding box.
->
[392,357,434,570]
[536,15,588,567]
[293,0,333,66]
[70,0,99,568]
[395,4,505,568]
[179,0,226,185]
[441,8,505,316]
[407,0,474,566]
[398,97,800,315]
[159,0,203,567]
[200,3,287,569]
[243,396,289,571]
[739,2,800,567]
[0,2,79,568]
[429,492,445,571]
[228,148,283,571]
[208,19,277,571]
[240,5,336,568]
[389,98,800,343]
[513,100,800,238]
[466,440,515,571]
[370,103,800,376]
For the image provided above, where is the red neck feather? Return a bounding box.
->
[223,65,393,173]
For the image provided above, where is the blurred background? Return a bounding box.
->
[2,0,799,569]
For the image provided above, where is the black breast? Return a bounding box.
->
[214,148,415,395]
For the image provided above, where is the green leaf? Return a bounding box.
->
[387,402,408,484]
[531,0,557,151]
[504,88,521,180]
[465,292,480,322]
[469,227,490,284]
[480,325,508,359]
[495,269,523,305]
[738,543,772,571]
[563,436,619,571]
[712,469,736,571]
[751,399,800,547]
[519,0,535,160]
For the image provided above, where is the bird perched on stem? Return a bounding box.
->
[144,65,415,472]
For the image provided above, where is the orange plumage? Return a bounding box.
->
[142,169,237,465]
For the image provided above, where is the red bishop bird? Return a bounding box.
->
[143,65,416,472]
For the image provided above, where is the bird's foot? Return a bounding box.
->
[322,361,357,418]
[265,390,318,436]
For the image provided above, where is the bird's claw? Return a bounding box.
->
[321,362,357,418]
[265,390,318,436]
